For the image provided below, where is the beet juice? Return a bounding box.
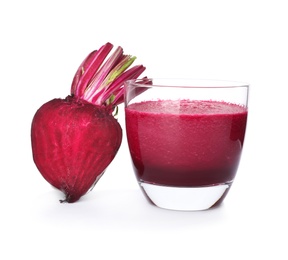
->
[125,100,248,188]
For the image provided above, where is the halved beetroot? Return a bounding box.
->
[31,97,122,202]
[31,42,147,202]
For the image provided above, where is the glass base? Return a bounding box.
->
[139,182,232,211]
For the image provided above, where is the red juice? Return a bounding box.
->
[125,100,248,187]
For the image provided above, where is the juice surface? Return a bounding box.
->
[125,100,248,186]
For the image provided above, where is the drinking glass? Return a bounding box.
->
[124,79,249,211]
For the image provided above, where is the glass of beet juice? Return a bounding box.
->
[124,79,249,211]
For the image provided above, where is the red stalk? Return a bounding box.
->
[100,65,146,106]
[71,43,113,97]
[70,42,147,109]
[82,46,124,103]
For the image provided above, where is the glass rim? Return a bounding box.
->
[125,78,249,89]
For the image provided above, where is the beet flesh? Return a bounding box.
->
[31,96,122,202]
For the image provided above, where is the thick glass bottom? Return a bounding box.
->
[139,181,232,211]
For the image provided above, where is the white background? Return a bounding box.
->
[1,0,287,259]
